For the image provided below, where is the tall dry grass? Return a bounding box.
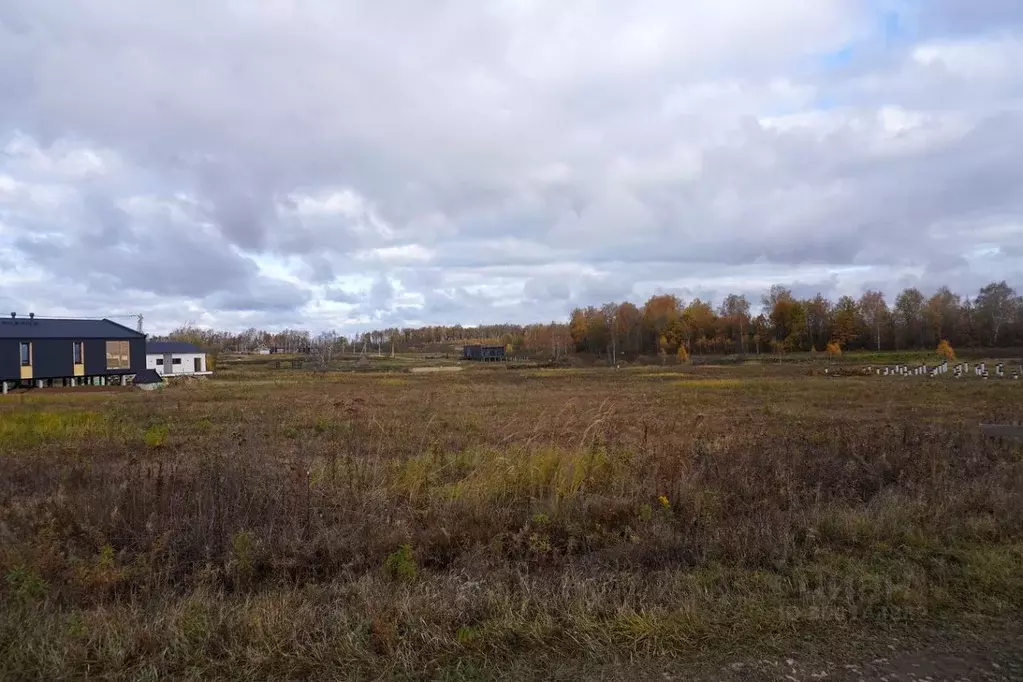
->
[1,367,1022,678]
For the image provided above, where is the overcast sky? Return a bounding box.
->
[1,1,1022,334]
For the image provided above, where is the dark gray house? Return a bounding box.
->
[0,314,146,392]
[462,344,507,362]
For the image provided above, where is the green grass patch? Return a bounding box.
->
[0,410,109,448]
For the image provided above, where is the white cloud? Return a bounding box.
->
[354,244,433,265]
[912,37,1023,80]
[4,133,114,177]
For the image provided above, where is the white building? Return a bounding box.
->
[146,341,212,376]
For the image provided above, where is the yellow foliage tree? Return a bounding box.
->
[676,344,690,363]
[657,334,670,364]
[936,339,955,362]
[825,341,842,358]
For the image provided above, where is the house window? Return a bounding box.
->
[172,358,182,365]
[156,358,164,366]
[73,341,83,364]
[19,342,31,366]
[105,341,130,370]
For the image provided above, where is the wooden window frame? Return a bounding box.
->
[19,342,32,367]
[105,340,131,370]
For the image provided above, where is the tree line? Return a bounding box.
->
[160,322,572,358]
[162,280,1022,359]
[567,281,1023,360]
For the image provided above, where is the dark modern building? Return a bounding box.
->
[462,344,507,362]
[0,314,146,392]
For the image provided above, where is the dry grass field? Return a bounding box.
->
[2,359,1022,679]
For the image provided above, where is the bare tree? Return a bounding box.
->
[601,302,618,365]
[893,288,924,349]
[859,290,889,351]
[720,293,751,354]
[976,281,1018,345]
[313,330,340,369]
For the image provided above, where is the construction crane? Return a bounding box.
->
[110,314,144,333]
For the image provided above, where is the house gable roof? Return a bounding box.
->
[0,317,146,340]
[147,341,203,354]
[132,369,164,385]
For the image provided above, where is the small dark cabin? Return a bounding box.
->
[0,314,146,390]
[462,344,506,362]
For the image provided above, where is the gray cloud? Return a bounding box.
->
[915,0,1023,36]
[205,278,312,313]
[359,276,396,317]
[324,287,360,305]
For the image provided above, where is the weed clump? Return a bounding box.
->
[230,531,257,589]
[383,544,417,582]
[4,566,47,604]
[144,424,170,448]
